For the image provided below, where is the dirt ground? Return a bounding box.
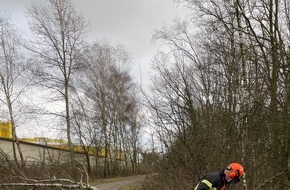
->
[95,175,146,190]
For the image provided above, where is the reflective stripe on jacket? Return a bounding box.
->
[194,179,217,190]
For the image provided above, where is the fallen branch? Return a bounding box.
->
[1,182,98,190]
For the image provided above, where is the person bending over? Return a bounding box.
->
[194,163,244,190]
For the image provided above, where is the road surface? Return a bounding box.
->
[95,175,146,190]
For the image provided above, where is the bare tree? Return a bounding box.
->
[0,13,29,170]
[71,91,98,176]
[143,0,290,189]
[26,0,88,168]
[78,41,140,177]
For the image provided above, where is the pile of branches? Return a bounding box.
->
[0,152,97,190]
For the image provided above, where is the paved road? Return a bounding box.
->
[95,175,146,190]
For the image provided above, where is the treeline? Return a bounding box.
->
[143,0,290,190]
[0,0,142,180]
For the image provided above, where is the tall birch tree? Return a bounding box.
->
[26,0,88,167]
[0,13,28,169]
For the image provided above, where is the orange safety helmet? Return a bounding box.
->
[227,163,244,179]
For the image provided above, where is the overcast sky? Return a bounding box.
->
[1,0,187,88]
[1,0,188,138]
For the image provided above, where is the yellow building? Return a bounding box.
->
[0,121,12,138]
[0,122,126,161]
[19,137,67,146]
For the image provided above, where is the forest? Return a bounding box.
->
[0,0,290,190]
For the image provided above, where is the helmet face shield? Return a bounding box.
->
[225,163,245,185]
